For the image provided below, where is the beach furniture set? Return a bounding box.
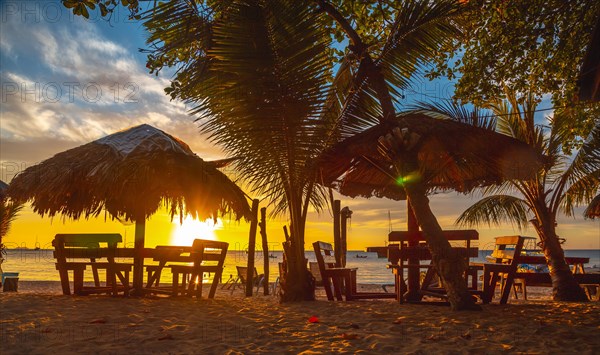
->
[313,232,598,304]
[53,234,228,298]
[51,232,598,303]
[386,230,482,304]
[480,236,599,303]
[312,241,395,301]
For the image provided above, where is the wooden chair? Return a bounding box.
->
[481,236,525,304]
[313,241,395,301]
[387,230,480,303]
[308,262,324,287]
[53,234,132,296]
[170,239,228,298]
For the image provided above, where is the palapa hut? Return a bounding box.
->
[318,113,543,310]
[8,124,251,294]
[0,180,8,200]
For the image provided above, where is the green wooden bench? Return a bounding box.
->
[53,234,132,296]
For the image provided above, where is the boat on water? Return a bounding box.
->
[269,254,277,259]
[355,254,367,259]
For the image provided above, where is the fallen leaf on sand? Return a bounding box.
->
[341,333,359,340]
[460,332,471,340]
[158,334,174,341]
[308,316,319,323]
[89,319,107,324]
[501,344,514,350]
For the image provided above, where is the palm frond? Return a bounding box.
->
[377,0,461,97]
[334,0,461,137]
[0,200,23,238]
[407,100,496,130]
[169,0,334,216]
[557,120,600,214]
[456,195,531,230]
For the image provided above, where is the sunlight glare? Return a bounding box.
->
[171,215,221,245]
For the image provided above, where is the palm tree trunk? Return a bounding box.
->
[533,218,588,301]
[404,182,481,310]
[280,195,315,302]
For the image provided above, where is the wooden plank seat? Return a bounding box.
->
[167,239,228,298]
[313,241,395,301]
[387,230,481,304]
[53,233,132,296]
[482,236,599,303]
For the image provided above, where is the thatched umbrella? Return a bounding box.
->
[584,194,600,219]
[8,124,251,294]
[318,113,543,309]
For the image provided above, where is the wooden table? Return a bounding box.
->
[144,246,193,295]
[387,230,480,303]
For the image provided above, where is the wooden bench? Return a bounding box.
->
[387,230,480,303]
[482,236,600,304]
[53,234,132,296]
[313,241,395,301]
[169,239,228,298]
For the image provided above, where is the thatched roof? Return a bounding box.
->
[318,114,543,200]
[584,194,600,219]
[578,15,600,102]
[0,180,8,200]
[8,124,251,222]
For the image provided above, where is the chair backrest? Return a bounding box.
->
[313,241,338,272]
[236,266,259,284]
[489,236,525,264]
[53,234,123,260]
[190,239,228,269]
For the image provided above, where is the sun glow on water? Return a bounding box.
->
[171,215,221,245]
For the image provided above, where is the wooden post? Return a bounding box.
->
[406,201,421,302]
[333,200,341,266]
[132,217,146,296]
[259,207,269,295]
[340,207,352,268]
[246,199,260,297]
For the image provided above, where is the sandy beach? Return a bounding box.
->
[1,282,598,354]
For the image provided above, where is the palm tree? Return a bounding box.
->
[141,0,467,303]
[446,94,600,301]
[0,183,23,275]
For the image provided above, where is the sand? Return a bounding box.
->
[1,282,599,354]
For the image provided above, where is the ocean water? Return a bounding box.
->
[2,249,599,285]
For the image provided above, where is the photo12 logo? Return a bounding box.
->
[1,1,139,24]
[1,82,139,104]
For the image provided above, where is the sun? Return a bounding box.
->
[171,215,221,246]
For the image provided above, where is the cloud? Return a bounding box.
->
[0,9,223,180]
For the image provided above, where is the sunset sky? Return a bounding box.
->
[1,1,598,251]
